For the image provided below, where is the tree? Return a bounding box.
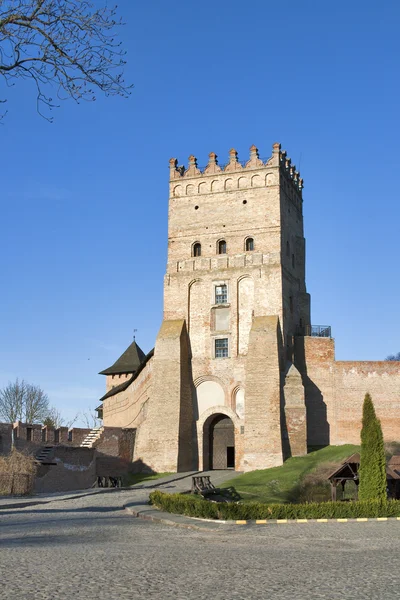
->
[0,378,50,423]
[0,0,131,119]
[43,406,78,429]
[385,352,400,361]
[81,406,101,429]
[358,393,387,501]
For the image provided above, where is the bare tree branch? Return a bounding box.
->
[0,378,49,423]
[0,0,131,119]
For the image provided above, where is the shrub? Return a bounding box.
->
[358,393,387,501]
[149,490,400,520]
[0,449,36,496]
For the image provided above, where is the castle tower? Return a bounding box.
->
[135,143,309,472]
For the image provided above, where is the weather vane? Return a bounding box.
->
[133,328,138,341]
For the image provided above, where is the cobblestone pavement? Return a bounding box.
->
[1,490,400,600]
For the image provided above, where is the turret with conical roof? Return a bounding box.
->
[99,340,146,376]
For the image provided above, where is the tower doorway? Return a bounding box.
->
[203,414,235,470]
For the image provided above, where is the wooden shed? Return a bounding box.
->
[328,453,400,501]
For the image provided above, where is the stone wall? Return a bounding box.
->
[102,358,153,428]
[35,446,96,493]
[298,337,400,447]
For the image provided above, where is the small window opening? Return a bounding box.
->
[26,427,32,442]
[242,200,247,204]
[218,240,227,254]
[68,430,73,442]
[292,253,295,268]
[215,338,229,358]
[215,284,227,304]
[193,242,201,257]
[41,428,46,442]
[246,237,254,251]
[286,241,290,257]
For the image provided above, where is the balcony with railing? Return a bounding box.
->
[296,325,332,338]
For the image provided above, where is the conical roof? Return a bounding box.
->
[99,340,146,375]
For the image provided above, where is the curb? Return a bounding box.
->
[124,504,400,528]
[233,517,400,525]
[123,504,227,531]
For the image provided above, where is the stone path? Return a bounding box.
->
[2,472,400,599]
[1,488,400,599]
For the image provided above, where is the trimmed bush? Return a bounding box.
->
[149,490,400,520]
[358,393,387,501]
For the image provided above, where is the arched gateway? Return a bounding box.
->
[203,413,235,470]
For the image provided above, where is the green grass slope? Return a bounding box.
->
[222,445,360,504]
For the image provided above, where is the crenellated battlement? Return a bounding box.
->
[169,142,303,196]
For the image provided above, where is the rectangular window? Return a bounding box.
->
[215,338,228,358]
[215,284,227,304]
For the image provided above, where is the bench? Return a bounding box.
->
[191,475,220,497]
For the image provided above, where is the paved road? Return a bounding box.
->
[1,488,400,600]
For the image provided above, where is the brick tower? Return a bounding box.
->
[135,143,309,472]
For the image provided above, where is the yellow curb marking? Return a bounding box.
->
[337,519,348,522]
[236,520,247,525]
[296,519,308,523]
[356,518,368,522]
[377,517,388,521]
[317,519,328,522]
[256,520,267,524]
[277,519,288,523]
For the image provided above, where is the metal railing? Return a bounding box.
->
[296,325,332,338]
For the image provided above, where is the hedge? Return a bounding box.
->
[149,491,400,520]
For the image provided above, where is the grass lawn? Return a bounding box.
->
[122,472,172,487]
[221,445,360,504]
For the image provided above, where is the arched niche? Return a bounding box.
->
[237,275,254,355]
[173,185,182,197]
[238,176,249,189]
[234,388,245,419]
[251,174,263,187]
[195,380,225,417]
[211,179,222,192]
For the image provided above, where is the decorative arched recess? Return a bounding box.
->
[194,379,226,418]
[198,182,207,194]
[211,179,222,192]
[225,178,235,190]
[188,279,206,358]
[266,173,274,186]
[173,185,182,197]
[237,275,254,355]
[251,174,263,187]
[186,184,195,196]
[238,176,249,189]
[232,386,245,420]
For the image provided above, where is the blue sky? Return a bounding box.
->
[1,1,399,424]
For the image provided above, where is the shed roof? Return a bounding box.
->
[99,340,146,375]
[388,455,400,468]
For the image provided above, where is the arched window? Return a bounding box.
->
[192,242,201,257]
[245,237,254,251]
[218,240,227,254]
